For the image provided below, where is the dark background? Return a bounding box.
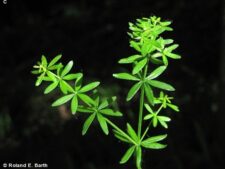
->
[0,0,225,169]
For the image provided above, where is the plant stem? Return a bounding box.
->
[136,61,149,169]
[156,104,164,115]
[136,88,144,169]
[141,120,152,141]
[137,87,145,138]
[141,104,164,141]
[137,62,149,138]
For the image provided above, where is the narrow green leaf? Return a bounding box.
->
[113,129,131,143]
[144,103,154,114]
[166,26,173,31]
[42,76,52,81]
[63,73,82,80]
[163,98,167,108]
[77,106,94,113]
[127,123,138,142]
[126,82,142,101]
[71,95,78,114]
[130,41,141,52]
[167,103,179,112]
[166,53,181,59]
[82,113,96,135]
[59,81,67,94]
[147,66,167,80]
[160,91,164,98]
[120,146,135,164]
[31,70,40,75]
[35,73,45,86]
[97,113,109,135]
[78,93,95,106]
[158,116,171,129]
[114,132,130,143]
[100,109,122,117]
[57,63,63,75]
[154,99,161,104]
[148,80,175,91]
[52,94,74,107]
[48,54,62,67]
[162,54,168,65]
[79,82,100,93]
[142,134,167,145]
[98,99,109,110]
[113,73,140,81]
[164,39,174,45]
[142,142,167,149]
[144,83,154,106]
[118,55,142,64]
[159,120,168,128]
[94,96,100,107]
[132,58,147,75]
[152,52,162,58]
[158,116,171,122]
[46,71,57,82]
[127,32,133,38]
[150,57,163,65]
[61,61,73,77]
[166,44,179,52]
[59,80,74,94]
[41,55,47,67]
[44,81,59,94]
[161,21,172,26]
[114,111,123,116]
[48,63,63,71]
[75,75,83,90]
[144,114,154,120]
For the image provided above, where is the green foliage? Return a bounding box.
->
[0,113,11,139]
[31,16,181,169]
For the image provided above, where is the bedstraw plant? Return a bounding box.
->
[31,16,181,169]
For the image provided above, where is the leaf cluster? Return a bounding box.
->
[31,16,181,169]
[32,55,121,136]
[113,16,181,168]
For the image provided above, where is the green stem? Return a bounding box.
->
[156,103,164,115]
[141,120,152,141]
[137,87,145,138]
[137,61,149,138]
[105,118,137,146]
[141,103,164,141]
[136,61,149,169]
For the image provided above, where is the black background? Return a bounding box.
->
[0,0,224,169]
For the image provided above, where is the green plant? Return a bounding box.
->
[31,16,180,169]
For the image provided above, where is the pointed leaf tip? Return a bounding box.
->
[52,94,74,107]
[120,146,135,164]
[82,113,96,135]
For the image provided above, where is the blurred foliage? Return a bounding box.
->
[0,112,11,140]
